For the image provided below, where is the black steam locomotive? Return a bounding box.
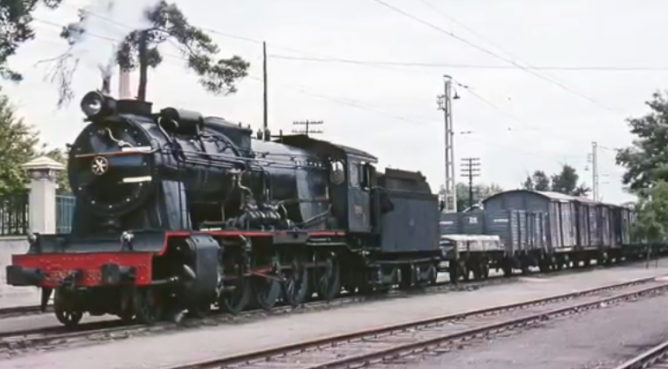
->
[6,91,441,326]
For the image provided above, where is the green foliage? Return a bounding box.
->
[455,182,503,211]
[632,181,668,242]
[522,170,550,191]
[521,165,590,197]
[56,1,250,104]
[0,0,64,82]
[616,92,668,193]
[0,85,67,194]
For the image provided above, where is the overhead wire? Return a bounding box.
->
[26,16,597,165]
[56,2,631,152]
[368,0,622,114]
[267,54,668,72]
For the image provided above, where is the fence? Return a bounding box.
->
[0,193,29,236]
[0,193,74,236]
[56,195,75,234]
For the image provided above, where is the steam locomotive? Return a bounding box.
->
[6,91,442,326]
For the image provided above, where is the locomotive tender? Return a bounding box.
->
[6,91,441,326]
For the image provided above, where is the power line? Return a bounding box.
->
[460,157,481,209]
[28,17,606,166]
[41,8,631,150]
[368,0,621,114]
[268,54,668,72]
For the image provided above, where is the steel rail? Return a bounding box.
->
[0,266,664,356]
[611,340,668,369]
[164,277,668,369]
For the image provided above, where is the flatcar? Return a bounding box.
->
[6,91,442,327]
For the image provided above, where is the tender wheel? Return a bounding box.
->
[282,256,309,307]
[133,287,162,325]
[54,289,83,328]
[315,253,341,301]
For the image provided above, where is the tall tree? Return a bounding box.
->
[0,85,61,194]
[0,0,64,82]
[616,92,668,193]
[522,170,550,191]
[53,1,250,106]
[550,164,579,195]
[632,181,668,242]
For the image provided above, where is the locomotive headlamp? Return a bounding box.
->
[80,91,116,118]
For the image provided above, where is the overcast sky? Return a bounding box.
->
[4,0,665,204]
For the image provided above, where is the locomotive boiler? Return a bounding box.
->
[6,91,442,327]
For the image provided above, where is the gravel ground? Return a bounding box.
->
[1,263,668,369]
[380,286,668,369]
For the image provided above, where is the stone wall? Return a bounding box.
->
[0,236,38,308]
[0,156,64,309]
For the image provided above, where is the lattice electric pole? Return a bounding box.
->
[292,120,323,136]
[460,158,481,209]
[437,75,457,213]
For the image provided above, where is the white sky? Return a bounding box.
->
[4,0,666,204]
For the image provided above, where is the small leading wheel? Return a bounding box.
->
[54,289,83,328]
[282,256,309,307]
[55,308,83,328]
[133,287,162,325]
[315,253,341,301]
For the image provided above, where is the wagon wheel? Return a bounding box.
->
[282,256,309,307]
[133,287,162,325]
[316,253,341,301]
[480,262,490,279]
[54,289,83,328]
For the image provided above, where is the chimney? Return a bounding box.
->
[99,65,111,95]
[119,66,132,99]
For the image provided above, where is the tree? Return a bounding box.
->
[616,92,668,193]
[521,165,590,197]
[522,170,551,191]
[456,182,503,211]
[0,85,63,194]
[51,1,250,106]
[0,0,64,82]
[632,181,668,242]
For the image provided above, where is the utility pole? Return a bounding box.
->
[292,120,324,136]
[460,158,481,209]
[262,41,269,139]
[437,75,457,213]
[592,141,599,201]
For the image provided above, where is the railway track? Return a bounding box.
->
[0,256,654,321]
[0,276,513,355]
[161,277,668,369]
[612,340,668,369]
[0,262,664,357]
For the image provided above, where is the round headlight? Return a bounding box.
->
[80,91,116,118]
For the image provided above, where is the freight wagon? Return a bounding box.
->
[439,209,547,281]
[482,190,632,268]
[440,189,660,282]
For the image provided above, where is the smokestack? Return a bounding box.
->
[119,66,132,99]
[99,65,111,95]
